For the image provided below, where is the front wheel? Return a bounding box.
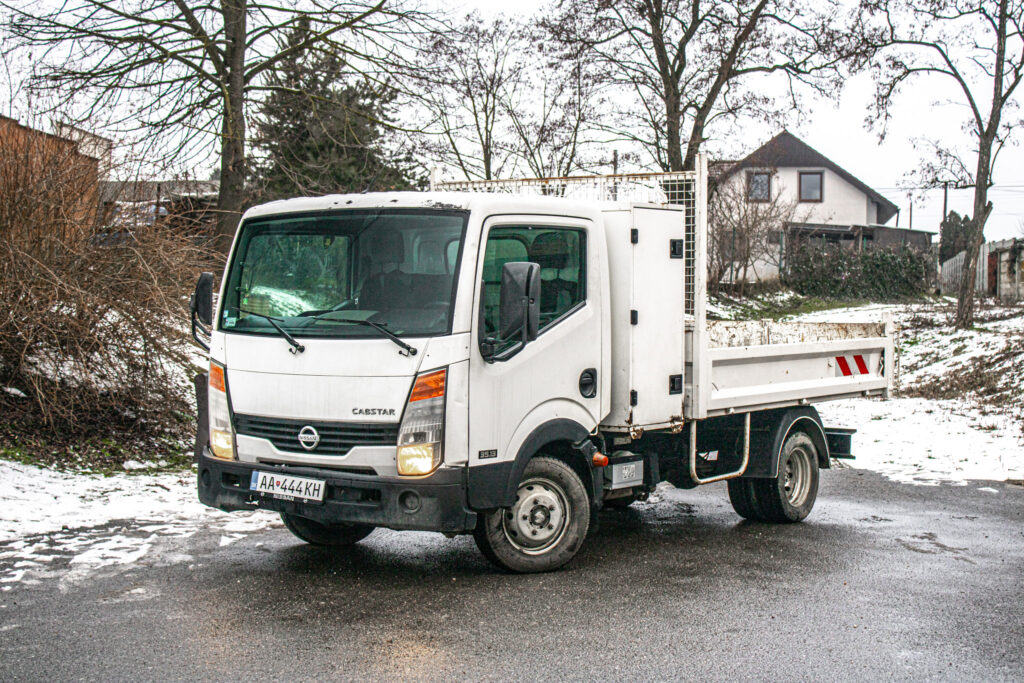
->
[473,456,591,573]
[280,512,376,546]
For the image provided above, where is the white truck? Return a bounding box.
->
[190,160,893,572]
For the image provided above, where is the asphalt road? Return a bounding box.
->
[2,468,1022,682]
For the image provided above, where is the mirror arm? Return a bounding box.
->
[521,295,530,347]
[191,309,211,352]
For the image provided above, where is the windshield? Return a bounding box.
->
[220,208,468,338]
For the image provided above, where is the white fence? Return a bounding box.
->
[940,244,989,295]
[432,169,696,205]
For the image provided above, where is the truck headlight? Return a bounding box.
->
[208,362,235,460]
[396,368,446,476]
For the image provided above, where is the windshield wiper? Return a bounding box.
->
[299,312,418,357]
[229,307,305,354]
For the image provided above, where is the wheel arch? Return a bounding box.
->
[508,418,598,505]
[467,417,598,510]
[743,407,830,479]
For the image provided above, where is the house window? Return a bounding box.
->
[799,171,823,202]
[746,172,771,202]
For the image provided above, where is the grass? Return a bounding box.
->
[709,290,877,321]
[0,416,194,475]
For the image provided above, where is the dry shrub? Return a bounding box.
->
[0,118,219,453]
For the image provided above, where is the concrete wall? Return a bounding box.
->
[994,243,1023,302]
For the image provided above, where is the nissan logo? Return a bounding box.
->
[297,425,320,451]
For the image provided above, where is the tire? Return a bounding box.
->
[727,478,762,520]
[280,512,376,547]
[473,456,591,573]
[752,431,820,523]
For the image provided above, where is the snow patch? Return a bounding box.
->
[817,397,1024,485]
[0,460,281,587]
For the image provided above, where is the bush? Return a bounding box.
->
[0,122,219,462]
[0,225,217,437]
[783,245,932,300]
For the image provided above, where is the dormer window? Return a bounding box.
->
[799,171,823,202]
[746,171,771,202]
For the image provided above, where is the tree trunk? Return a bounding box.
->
[681,0,769,172]
[664,88,683,172]
[215,0,248,255]
[953,0,1007,329]
[954,140,994,329]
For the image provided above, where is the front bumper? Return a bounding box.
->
[197,450,477,533]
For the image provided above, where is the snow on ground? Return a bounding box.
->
[817,398,1023,485]
[1,462,209,542]
[0,461,278,590]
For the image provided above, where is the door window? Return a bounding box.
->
[480,226,586,341]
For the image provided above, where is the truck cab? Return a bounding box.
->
[193,176,893,573]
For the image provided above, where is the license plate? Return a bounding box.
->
[250,471,326,502]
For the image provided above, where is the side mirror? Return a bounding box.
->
[499,262,540,342]
[190,272,214,351]
[191,272,214,326]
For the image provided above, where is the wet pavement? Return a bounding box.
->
[1,468,1022,681]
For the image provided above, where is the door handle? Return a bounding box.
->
[578,368,597,399]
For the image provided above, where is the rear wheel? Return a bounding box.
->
[752,431,820,523]
[727,478,761,520]
[474,456,590,573]
[280,513,376,547]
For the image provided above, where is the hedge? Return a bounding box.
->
[783,245,932,300]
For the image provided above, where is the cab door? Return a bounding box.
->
[467,216,604,473]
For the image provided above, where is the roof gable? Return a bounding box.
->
[718,130,899,224]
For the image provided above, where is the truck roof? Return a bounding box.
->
[241,191,657,221]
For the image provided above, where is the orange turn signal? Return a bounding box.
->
[409,368,446,402]
[592,452,609,467]
[209,363,226,393]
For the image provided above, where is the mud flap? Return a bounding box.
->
[194,373,208,462]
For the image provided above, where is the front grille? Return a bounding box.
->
[234,414,399,456]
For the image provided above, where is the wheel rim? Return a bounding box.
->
[501,476,570,555]
[783,446,813,507]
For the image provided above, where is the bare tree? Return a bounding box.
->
[708,169,802,295]
[545,0,864,172]
[504,41,606,177]
[862,0,1024,328]
[413,12,604,182]
[414,12,525,181]
[2,0,430,252]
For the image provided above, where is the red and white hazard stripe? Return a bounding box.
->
[835,354,870,376]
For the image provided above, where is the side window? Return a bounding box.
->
[480,225,587,340]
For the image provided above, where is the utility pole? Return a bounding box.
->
[611,150,619,200]
[942,181,949,221]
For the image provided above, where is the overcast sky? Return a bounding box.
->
[464,0,1024,241]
